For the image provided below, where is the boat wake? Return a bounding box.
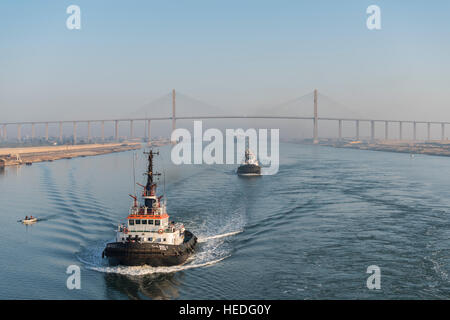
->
[77,230,239,276]
[86,255,230,276]
[197,230,243,243]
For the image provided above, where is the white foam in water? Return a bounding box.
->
[197,230,243,243]
[78,230,240,276]
[87,255,230,276]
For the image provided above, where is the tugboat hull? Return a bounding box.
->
[237,164,261,176]
[103,231,197,266]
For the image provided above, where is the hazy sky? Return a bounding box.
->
[1,0,450,123]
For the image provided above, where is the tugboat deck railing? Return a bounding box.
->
[126,213,169,220]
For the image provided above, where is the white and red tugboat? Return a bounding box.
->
[103,150,197,266]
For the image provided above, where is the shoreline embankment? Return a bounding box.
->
[0,143,142,166]
[308,139,450,157]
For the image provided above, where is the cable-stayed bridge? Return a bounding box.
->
[1,89,449,143]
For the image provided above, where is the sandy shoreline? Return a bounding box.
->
[315,139,450,157]
[0,143,141,166]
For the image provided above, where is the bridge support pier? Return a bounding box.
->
[356,120,360,140]
[31,123,36,140]
[147,120,151,142]
[385,121,389,140]
[73,122,77,144]
[427,122,431,141]
[87,121,91,143]
[101,121,105,142]
[130,120,134,140]
[399,121,403,140]
[45,123,49,141]
[370,120,375,141]
[59,122,63,143]
[442,123,445,141]
[2,125,6,142]
[338,120,342,140]
[115,120,119,141]
[413,122,417,141]
[17,124,21,142]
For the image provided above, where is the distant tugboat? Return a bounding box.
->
[237,149,261,176]
[103,150,197,266]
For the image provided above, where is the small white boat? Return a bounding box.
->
[21,218,38,224]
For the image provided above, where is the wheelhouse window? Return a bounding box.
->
[155,220,161,226]
[149,220,154,225]
[142,220,148,225]
[135,219,141,225]
[129,220,135,226]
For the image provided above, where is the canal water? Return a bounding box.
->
[0,143,449,299]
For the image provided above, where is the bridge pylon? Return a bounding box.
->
[171,89,176,142]
[313,89,318,144]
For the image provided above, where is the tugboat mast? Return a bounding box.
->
[245,149,250,163]
[144,150,160,196]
